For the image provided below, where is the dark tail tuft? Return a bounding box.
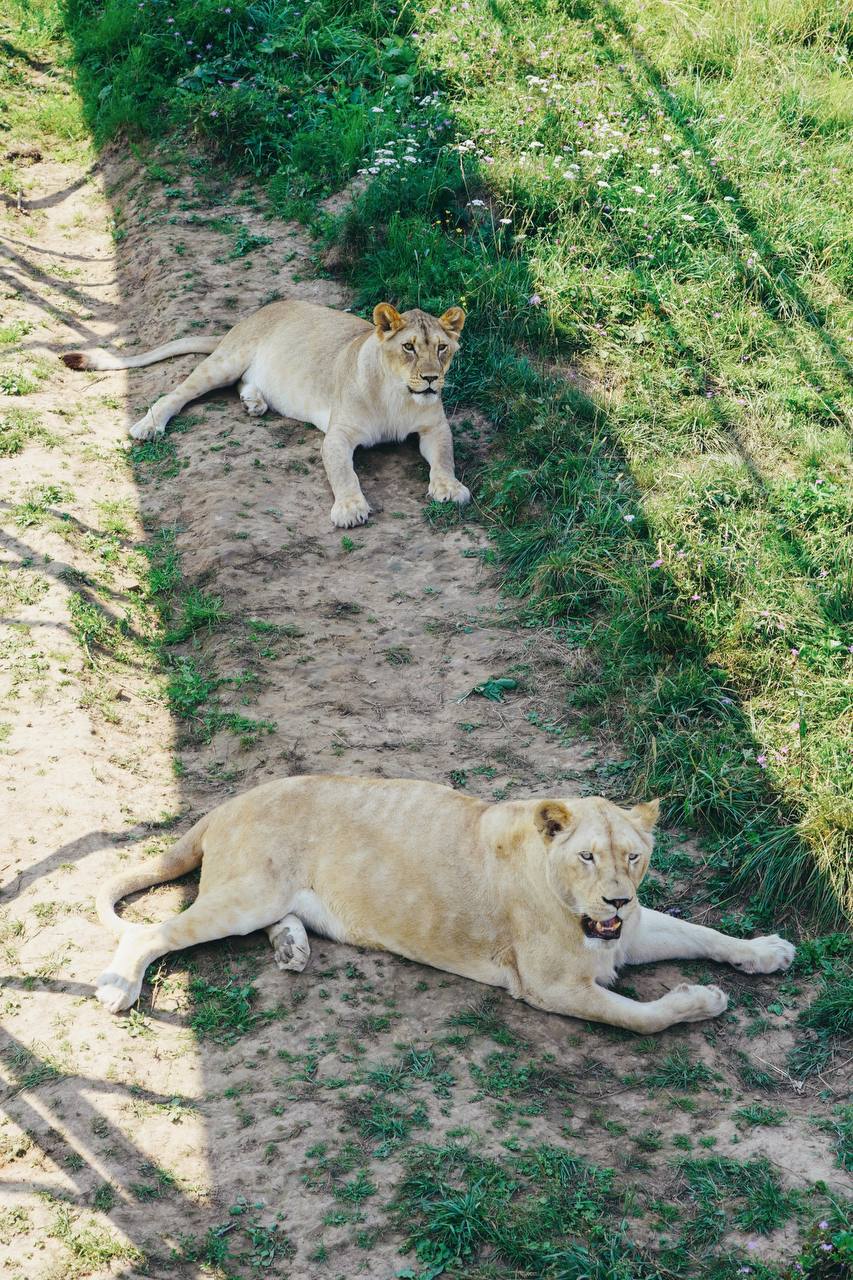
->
[62,352,88,370]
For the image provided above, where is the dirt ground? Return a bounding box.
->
[1,138,850,1279]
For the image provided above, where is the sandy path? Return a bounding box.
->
[1,142,848,1278]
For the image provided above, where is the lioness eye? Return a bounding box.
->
[579,851,594,863]
[437,343,447,355]
[402,341,415,352]
[628,853,640,862]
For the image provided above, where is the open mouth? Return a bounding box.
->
[581,914,623,941]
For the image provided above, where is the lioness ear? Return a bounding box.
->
[628,798,660,833]
[534,801,571,843]
[438,306,465,338]
[373,302,405,339]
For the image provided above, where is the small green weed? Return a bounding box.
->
[68,594,130,664]
[646,1050,714,1093]
[813,1106,853,1173]
[446,995,521,1047]
[50,1206,142,1270]
[734,1103,787,1129]
[0,366,39,396]
[678,1155,800,1243]
[0,408,57,456]
[384,644,414,666]
[0,319,34,344]
[165,656,220,720]
[189,978,265,1045]
[229,226,272,258]
[12,483,71,527]
[457,677,518,703]
[164,588,225,643]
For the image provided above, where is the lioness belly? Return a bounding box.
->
[287,889,348,942]
[245,348,333,432]
[251,370,332,431]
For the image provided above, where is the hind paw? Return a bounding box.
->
[240,386,268,417]
[268,918,311,973]
[129,413,164,441]
[95,973,139,1013]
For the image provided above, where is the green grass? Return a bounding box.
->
[814,1106,853,1173]
[12,483,71,528]
[188,977,265,1044]
[55,0,852,925]
[50,1206,142,1273]
[645,1049,715,1093]
[0,366,39,396]
[163,587,226,644]
[677,1155,801,1242]
[0,409,58,456]
[390,1139,825,1278]
[0,0,87,155]
[68,593,132,665]
[734,1103,788,1129]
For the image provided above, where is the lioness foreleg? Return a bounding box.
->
[322,425,372,528]
[626,908,795,974]
[531,980,728,1033]
[418,421,471,505]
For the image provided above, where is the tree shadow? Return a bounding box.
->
[1,1024,208,1275]
[0,232,119,342]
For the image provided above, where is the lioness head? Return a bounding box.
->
[372,302,465,399]
[534,796,660,942]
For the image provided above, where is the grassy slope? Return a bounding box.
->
[3,4,851,1277]
[55,0,852,928]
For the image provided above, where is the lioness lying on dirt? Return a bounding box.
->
[96,776,794,1030]
[63,300,470,528]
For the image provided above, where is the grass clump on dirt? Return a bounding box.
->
[57,0,853,927]
[0,409,56,456]
[188,977,265,1044]
[390,1139,841,1279]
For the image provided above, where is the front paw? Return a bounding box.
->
[330,495,372,528]
[669,982,728,1022]
[428,476,471,505]
[733,934,796,975]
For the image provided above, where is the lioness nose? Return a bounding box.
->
[423,373,438,383]
[603,896,631,910]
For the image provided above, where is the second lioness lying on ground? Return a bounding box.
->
[62,299,470,528]
[94,775,794,1031]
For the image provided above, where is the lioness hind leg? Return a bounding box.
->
[130,347,250,441]
[239,381,268,417]
[267,914,311,972]
[96,885,280,1013]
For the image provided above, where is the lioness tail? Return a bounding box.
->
[96,813,210,937]
[62,336,222,372]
